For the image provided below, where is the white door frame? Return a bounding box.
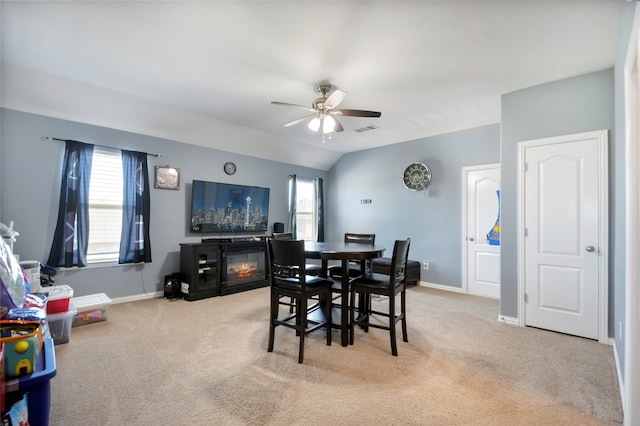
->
[516,130,609,344]
[461,163,500,295]
[623,6,640,423]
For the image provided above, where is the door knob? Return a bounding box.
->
[586,245,595,252]
[469,237,475,242]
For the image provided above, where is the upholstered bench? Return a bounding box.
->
[371,257,421,285]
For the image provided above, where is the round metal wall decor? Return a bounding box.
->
[403,162,431,191]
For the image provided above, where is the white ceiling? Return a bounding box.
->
[1,1,622,170]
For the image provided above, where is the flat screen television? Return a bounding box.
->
[190,180,270,233]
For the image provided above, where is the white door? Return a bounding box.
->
[519,131,608,341]
[463,164,500,299]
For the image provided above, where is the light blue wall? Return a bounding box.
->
[613,0,637,386]
[0,108,327,299]
[500,70,615,322]
[326,124,500,289]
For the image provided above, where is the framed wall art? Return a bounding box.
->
[154,165,180,190]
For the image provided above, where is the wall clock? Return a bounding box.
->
[224,162,237,175]
[403,162,431,191]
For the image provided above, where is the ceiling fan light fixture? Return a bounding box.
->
[308,117,321,132]
[323,116,336,133]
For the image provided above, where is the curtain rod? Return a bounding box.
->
[289,174,324,181]
[44,136,162,158]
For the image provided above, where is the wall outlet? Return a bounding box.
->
[423,261,429,270]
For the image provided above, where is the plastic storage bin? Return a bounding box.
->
[18,260,40,293]
[47,302,77,345]
[72,293,112,327]
[4,337,56,426]
[40,285,74,314]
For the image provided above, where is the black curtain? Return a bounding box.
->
[119,150,152,264]
[315,178,325,242]
[47,140,94,267]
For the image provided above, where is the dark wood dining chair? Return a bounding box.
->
[327,233,376,304]
[267,238,333,363]
[349,238,411,356]
[328,233,376,279]
[272,232,322,276]
[271,232,323,313]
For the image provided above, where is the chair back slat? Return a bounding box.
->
[344,233,375,245]
[268,238,305,266]
[271,264,301,280]
[390,238,411,286]
[267,238,309,288]
[272,232,294,240]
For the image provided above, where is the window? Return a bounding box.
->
[48,140,151,268]
[87,147,123,263]
[292,178,317,241]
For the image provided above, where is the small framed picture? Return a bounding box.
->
[155,165,180,190]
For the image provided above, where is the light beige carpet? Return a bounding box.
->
[49,286,623,425]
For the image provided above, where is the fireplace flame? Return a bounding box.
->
[229,263,259,279]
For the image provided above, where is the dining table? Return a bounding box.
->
[304,241,386,347]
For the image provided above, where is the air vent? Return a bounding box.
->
[353,124,379,133]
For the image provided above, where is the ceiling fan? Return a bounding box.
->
[271,84,382,138]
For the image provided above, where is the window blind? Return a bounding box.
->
[87,147,123,263]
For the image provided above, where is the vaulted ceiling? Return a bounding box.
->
[1,1,622,170]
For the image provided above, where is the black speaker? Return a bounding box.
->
[273,222,284,233]
[164,273,182,300]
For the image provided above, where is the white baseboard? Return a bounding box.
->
[417,281,464,293]
[497,314,519,325]
[110,291,163,304]
[613,339,626,416]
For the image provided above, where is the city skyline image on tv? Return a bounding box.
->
[190,180,270,233]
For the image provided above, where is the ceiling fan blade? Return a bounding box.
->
[271,101,315,112]
[333,109,382,118]
[284,114,315,127]
[325,89,347,109]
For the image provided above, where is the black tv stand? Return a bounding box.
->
[180,239,269,300]
[201,236,266,244]
[202,238,233,243]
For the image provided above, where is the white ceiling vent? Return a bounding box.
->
[353,125,379,133]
